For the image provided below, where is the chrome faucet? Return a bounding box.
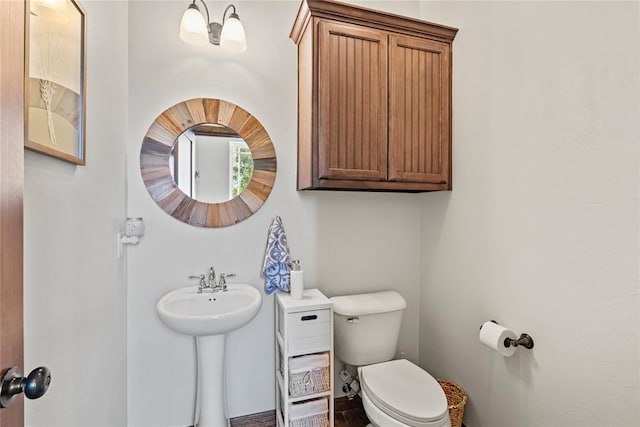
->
[190,268,235,293]
[189,267,216,293]
[208,267,216,288]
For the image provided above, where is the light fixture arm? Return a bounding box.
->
[192,0,210,27]
[222,4,237,23]
[208,3,240,45]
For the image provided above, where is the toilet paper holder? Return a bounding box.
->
[504,333,534,349]
[480,320,535,350]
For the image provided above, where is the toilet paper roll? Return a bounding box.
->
[479,321,517,357]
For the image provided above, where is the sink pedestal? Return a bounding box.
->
[196,335,228,427]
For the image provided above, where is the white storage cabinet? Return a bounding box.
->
[275,289,334,427]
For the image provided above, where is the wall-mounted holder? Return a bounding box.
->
[117,217,145,258]
[504,333,534,349]
[479,320,535,353]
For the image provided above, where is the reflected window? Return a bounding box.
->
[230,140,254,198]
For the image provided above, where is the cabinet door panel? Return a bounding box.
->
[318,20,388,181]
[388,34,450,184]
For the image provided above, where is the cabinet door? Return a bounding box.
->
[317,20,388,181]
[388,34,450,184]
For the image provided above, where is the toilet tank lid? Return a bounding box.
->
[330,291,406,316]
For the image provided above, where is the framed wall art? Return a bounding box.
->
[26,0,86,165]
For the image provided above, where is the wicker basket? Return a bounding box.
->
[437,380,467,427]
[288,353,330,398]
[289,367,330,397]
[289,412,329,427]
[289,398,329,427]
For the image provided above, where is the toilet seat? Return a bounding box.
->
[359,359,449,427]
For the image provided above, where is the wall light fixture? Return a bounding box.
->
[179,1,247,53]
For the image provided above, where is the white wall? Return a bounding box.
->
[417,2,639,426]
[24,1,129,426]
[126,1,422,426]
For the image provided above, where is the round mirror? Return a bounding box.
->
[140,98,276,228]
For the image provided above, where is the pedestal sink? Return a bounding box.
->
[157,284,262,427]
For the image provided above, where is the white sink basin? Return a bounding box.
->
[156,284,262,336]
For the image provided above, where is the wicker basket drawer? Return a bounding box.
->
[288,352,330,398]
[289,397,329,427]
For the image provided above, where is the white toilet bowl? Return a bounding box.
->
[358,359,451,427]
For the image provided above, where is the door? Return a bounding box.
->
[0,0,26,426]
[317,20,388,181]
[388,33,451,185]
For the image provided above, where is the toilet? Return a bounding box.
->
[330,291,451,427]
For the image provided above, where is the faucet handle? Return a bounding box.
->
[218,273,235,289]
[188,274,207,292]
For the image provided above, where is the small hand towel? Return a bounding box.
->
[262,216,292,294]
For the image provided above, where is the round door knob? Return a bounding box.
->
[24,367,51,399]
[0,366,51,408]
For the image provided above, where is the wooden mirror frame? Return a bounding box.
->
[140,98,276,227]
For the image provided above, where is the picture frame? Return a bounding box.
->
[25,0,87,165]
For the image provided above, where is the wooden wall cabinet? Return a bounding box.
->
[291,0,458,192]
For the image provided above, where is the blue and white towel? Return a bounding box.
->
[262,216,292,294]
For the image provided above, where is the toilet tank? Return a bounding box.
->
[330,291,406,367]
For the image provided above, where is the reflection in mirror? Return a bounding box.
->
[169,124,254,204]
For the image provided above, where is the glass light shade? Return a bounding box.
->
[220,16,247,53]
[179,5,209,46]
